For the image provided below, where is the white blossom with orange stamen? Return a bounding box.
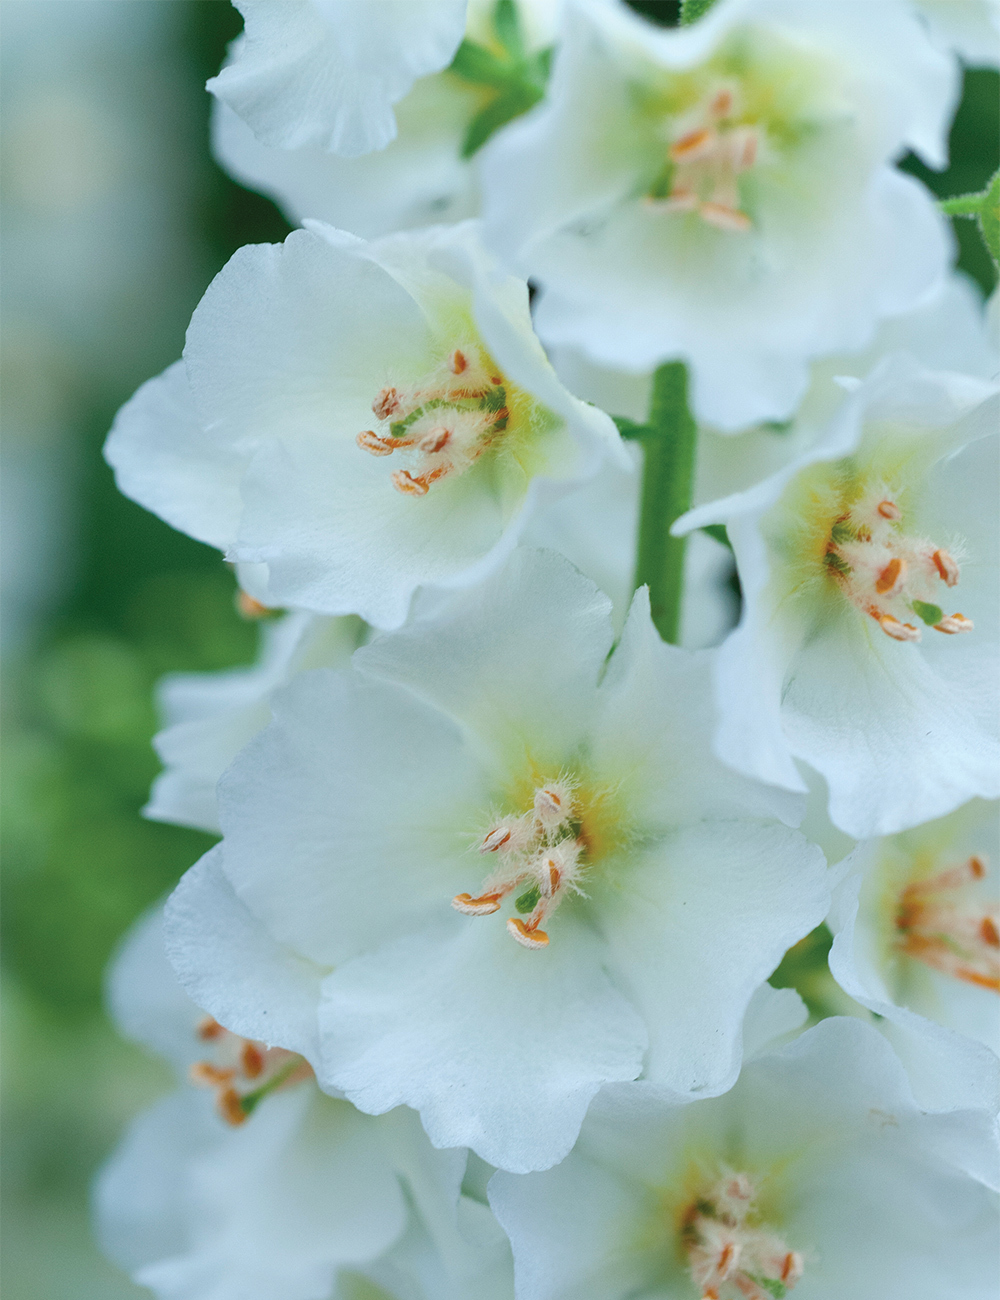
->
[676,354,1000,839]
[481,0,956,429]
[95,905,514,1300]
[490,1018,999,1300]
[828,799,1000,1161]
[105,221,625,629]
[163,549,829,1173]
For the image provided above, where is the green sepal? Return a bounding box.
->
[939,169,1000,268]
[461,82,544,157]
[700,523,732,551]
[492,0,525,61]
[612,415,650,441]
[911,600,943,627]
[680,0,720,23]
[515,885,541,913]
[449,40,516,90]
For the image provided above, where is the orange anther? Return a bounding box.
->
[710,87,734,117]
[218,1086,248,1127]
[452,892,502,916]
[448,349,467,374]
[197,1016,224,1041]
[875,557,905,595]
[356,429,396,456]
[392,469,430,496]
[877,499,901,520]
[549,866,561,894]
[932,549,960,586]
[934,613,973,634]
[670,127,714,162]
[241,1041,265,1079]
[969,856,987,880]
[699,202,752,232]
[191,1061,235,1087]
[418,428,451,455]
[981,917,1000,948]
[507,917,549,949]
[876,613,920,642]
[481,827,512,853]
[372,387,400,420]
[236,591,272,619]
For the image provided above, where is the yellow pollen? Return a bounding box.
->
[356,345,511,496]
[897,855,1000,993]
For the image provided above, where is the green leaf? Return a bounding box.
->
[700,523,732,551]
[680,0,720,23]
[612,415,649,440]
[939,193,984,216]
[911,599,943,626]
[978,170,1000,266]
[515,885,541,913]
[461,83,543,157]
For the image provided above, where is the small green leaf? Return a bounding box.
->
[700,523,732,551]
[612,415,649,440]
[461,83,543,157]
[680,0,720,23]
[939,193,983,217]
[978,170,999,267]
[515,885,541,913]
[912,600,943,626]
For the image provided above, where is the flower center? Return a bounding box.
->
[648,86,759,233]
[191,1016,313,1125]
[823,489,972,642]
[451,778,586,950]
[682,1170,803,1300]
[356,346,510,496]
[896,855,1000,993]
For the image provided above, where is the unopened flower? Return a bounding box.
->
[676,355,999,839]
[828,799,999,1152]
[165,549,829,1173]
[212,0,562,237]
[207,0,468,156]
[96,906,514,1300]
[105,221,624,628]
[483,0,956,428]
[490,1017,999,1300]
[146,612,362,835]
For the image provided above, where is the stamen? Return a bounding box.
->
[875,612,920,642]
[683,1170,802,1300]
[507,917,549,948]
[700,203,752,232]
[189,1020,312,1125]
[448,349,467,374]
[877,499,901,520]
[875,557,905,596]
[653,85,758,232]
[932,549,959,586]
[236,591,273,620]
[897,855,1000,993]
[934,613,973,634]
[372,387,400,420]
[670,127,715,163]
[452,891,503,915]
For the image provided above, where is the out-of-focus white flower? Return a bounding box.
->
[212,0,562,237]
[104,222,625,629]
[828,799,1000,1138]
[914,0,1000,65]
[207,0,469,157]
[96,908,514,1300]
[489,1017,999,1300]
[164,549,829,1173]
[677,356,999,839]
[482,0,957,429]
[145,611,363,835]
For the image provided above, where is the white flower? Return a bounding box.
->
[104,221,624,629]
[163,549,830,1173]
[211,0,562,238]
[828,798,1000,1141]
[489,1017,999,1300]
[207,0,468,156]
[677,355,1000,839]
[146,612,362,835]
[481,0,957,428]
[915,0,1000,66]
[96,906,514,1300]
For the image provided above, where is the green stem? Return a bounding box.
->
[633,362,697,644]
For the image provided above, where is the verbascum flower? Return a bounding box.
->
[163,549,830,1173]
[212,0,562,237]
[489,1018,999,1300]
[482,0,956,428]
[677,355,999,839]
[207,0,469,156]
[96,907,514,1300]
[828,798,1000,1155]
[104,221,625,629]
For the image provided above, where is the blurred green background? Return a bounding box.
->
[0,4,995,1297]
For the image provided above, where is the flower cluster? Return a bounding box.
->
[99,2,998,1298]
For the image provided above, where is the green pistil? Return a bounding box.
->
[515,884,541,913]
[745,1278,787,1300]
[911,600,943,627]
[238,1058,301,1118]
[829,520,856,545]
[388,387,508,439]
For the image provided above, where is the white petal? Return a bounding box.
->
[319,915,647,1173]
